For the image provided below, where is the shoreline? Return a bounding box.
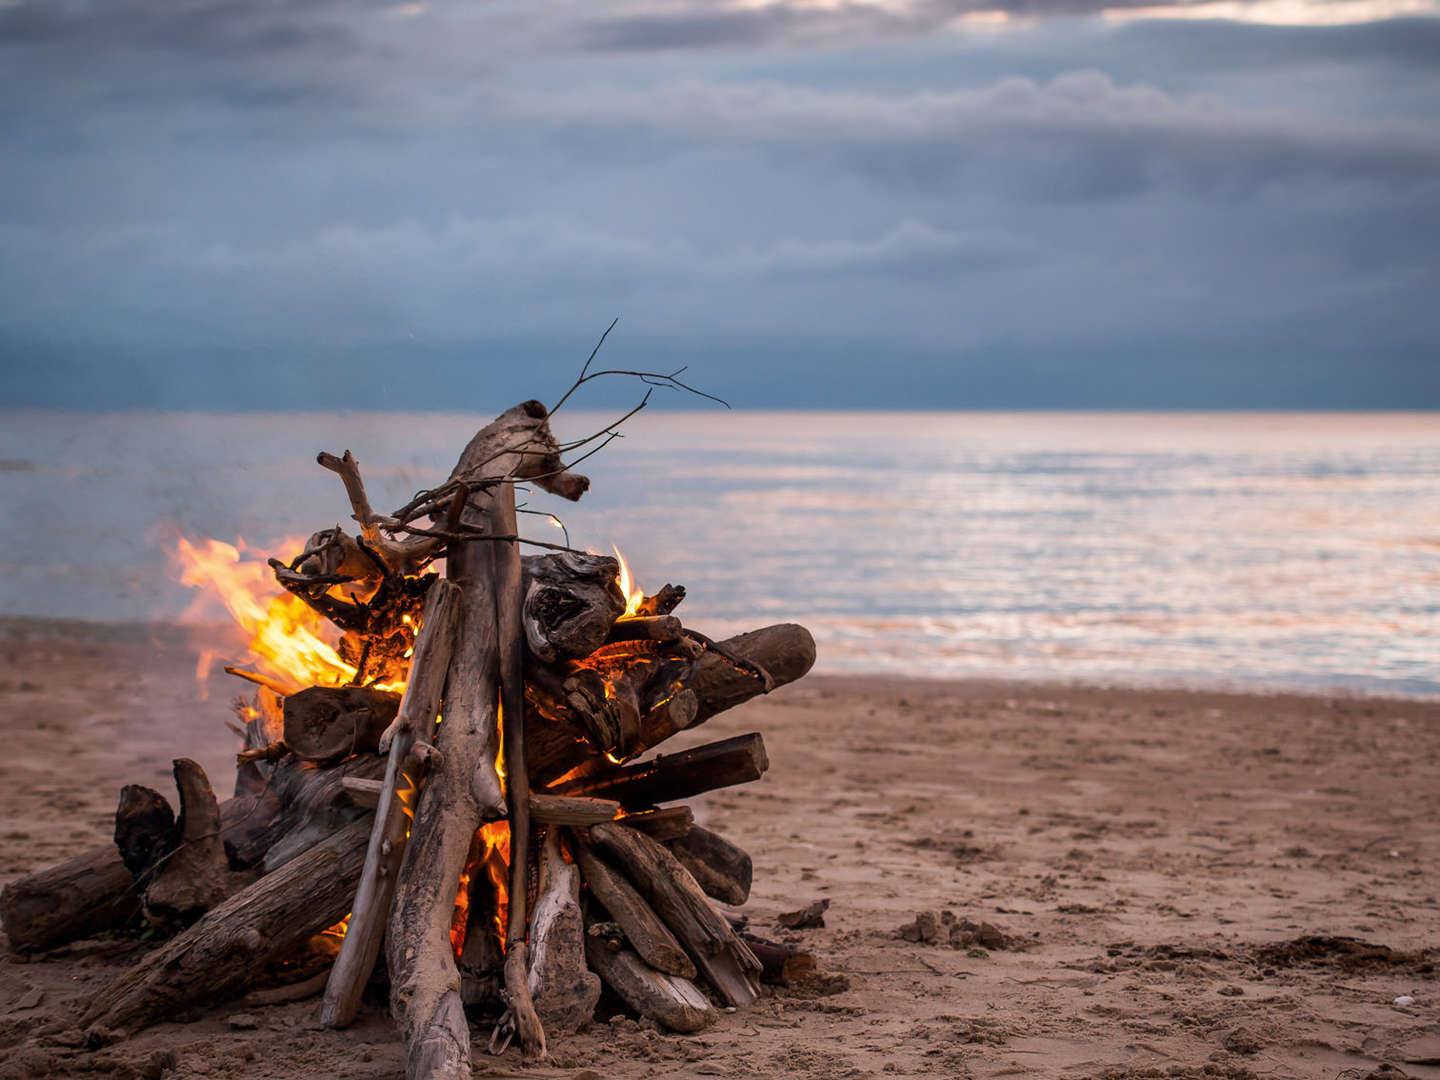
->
[3,614,1435,703]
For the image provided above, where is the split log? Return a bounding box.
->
[570,835,694,978]
[81,815,372,1034]
[583,935,715,1034]
[588,823,760,1007]
[615,806,694,843]
[522,552,625,662]
[143,759,241,928]
[561,733,769,808]
[320,578,461,1030]
[525,831,599,1035]
[528,794,620,826]
[669,825,752,907]
[388,400,586,1080]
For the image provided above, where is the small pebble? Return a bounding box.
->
[226,1012,261,1030]
[1394,995,1415,1007]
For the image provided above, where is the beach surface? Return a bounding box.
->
[1,619,1436,1080]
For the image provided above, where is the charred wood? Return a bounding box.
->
[560,733,769,809]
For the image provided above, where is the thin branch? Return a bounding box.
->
[550,317,619,414]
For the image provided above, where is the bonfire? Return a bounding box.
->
[0,393,816,1080]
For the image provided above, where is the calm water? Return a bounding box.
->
[2,410,1437,695]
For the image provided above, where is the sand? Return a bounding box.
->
[0,618,1436,1080]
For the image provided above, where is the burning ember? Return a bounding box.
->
[5,398,817,1077]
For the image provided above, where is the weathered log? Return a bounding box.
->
[583,935,715,1034]
[570,835,694,978]
[493,482,547,1061]
[529,794,620,826]
[526,831,600,1035]
[689,623,815,726]
[521,552,625,662]
[80,816,371,1034]
[588,823,760,1007]
[3,745,375,952]
[274,686,400,764]
[561,733,769,809]
[615,806,694,843]
[669,825,752,907]
[1,847,141,952]
[388,401,586,1080]
[143,759,240,928]
[320,578,462,1030]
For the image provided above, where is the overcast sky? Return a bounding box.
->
[3,0,1438,409]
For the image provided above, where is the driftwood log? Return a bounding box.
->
[387,401,587,1080]
[320,578,462,1030]
[81,816,372,1034]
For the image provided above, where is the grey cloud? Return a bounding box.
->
[514,70,1440,196]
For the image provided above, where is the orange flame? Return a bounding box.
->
[173,536,356,693]
[612,544,645,618]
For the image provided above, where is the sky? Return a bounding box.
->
[2,0,1438,410]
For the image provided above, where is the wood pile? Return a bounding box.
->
[0,400,815,1079]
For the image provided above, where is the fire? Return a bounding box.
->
[450,821,510,957]
[612,544,645,618]
[174,536,357,693]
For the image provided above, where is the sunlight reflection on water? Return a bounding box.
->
[1,410,1436,695]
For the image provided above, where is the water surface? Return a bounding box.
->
[2,410,1436,694]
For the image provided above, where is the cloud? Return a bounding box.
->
[511,69,1440,197]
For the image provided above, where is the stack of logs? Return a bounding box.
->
[0,400,816,1080]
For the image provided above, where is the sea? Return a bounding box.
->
[2,410,1437,696]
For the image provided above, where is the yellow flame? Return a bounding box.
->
[612,544,645,618]
[174,536,357,692]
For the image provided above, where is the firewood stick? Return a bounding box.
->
[588,823,761,1007]
[570,833,695,978]
[522,552,626,661]
[528,793,620,826]
[320,578,461,1030]
[492,482,547,1061]
[582,933,715,1033]
[524,830,599,1035]
[388,401,586,1080]
[558,733,770,807]
[81,815,372,1035]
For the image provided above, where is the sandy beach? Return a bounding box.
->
[1,617,1436,1080]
